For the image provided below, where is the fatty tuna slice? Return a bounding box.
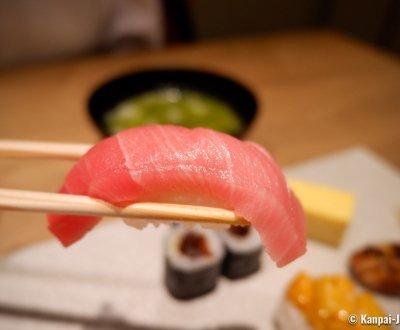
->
[48,125,306,266]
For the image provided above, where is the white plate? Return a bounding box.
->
[0,147,399,330]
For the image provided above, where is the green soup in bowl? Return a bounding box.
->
[105,88,243,135]
[88,69,257,138]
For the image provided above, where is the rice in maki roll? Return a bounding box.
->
[220,226,262,279]
[164,225,224,300]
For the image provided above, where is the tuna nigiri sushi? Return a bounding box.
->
[48,125,306,267]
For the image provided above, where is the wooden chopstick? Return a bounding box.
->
[0,140,91,160]
[0,140,249,226]
[0,188,248,226]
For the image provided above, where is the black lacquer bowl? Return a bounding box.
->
[88,68,257,138]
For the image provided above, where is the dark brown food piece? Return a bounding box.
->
[349,243,400,296]
[229,225,250,237]
[180,232,211,257]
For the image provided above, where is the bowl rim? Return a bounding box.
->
[87,67,258,138]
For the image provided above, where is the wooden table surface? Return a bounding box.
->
[1,30,399,254]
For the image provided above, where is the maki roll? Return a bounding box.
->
[220,226,262,279]
[164,225,224,300]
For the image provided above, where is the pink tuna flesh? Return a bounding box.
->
[48,125,306,266]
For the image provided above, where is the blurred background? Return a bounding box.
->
[0,0,399,68]
[1,1,400,330]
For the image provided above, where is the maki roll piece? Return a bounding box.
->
[220,226,262,279]
[164,226,224,300]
